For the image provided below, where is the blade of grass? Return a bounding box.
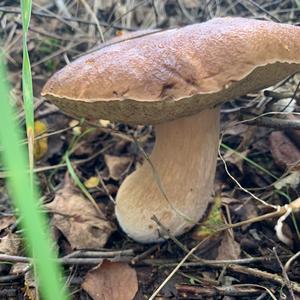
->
[65,152,105,217]
[21,0,34,185]
[220,143,278,180]
[0,56,69,300]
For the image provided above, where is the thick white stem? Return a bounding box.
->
[115,107,220,243]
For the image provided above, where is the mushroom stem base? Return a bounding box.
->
[115,107,220,243]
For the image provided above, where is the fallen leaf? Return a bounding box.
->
[0,215,15,232]
[223,123,255,151]
[82,261,138,300]
[45,180,115,250]
[0,232,21,255]
[223,148,249,173]
[24,268,38,300]
[274,171,300,190]
[84,176,100,189]
[269,131,300,170]
[217,231,240,260]
[104,154,133,181]
[222,123,249,137]
[0,232,21,275]
[34,120,48,160]
[233,200,258,231]
[271,98,296,113]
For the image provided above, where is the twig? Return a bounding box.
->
[80,0,104,42]
[0,6,136,31]
[264,90,299,101]
[273,247,296,300]
[241,0,282,22]
[0,253,132,266]
[148,238,209,300]
[151,215,201,261]
[140,255,292,267]
[244,115,300,130]
[281,79,300,111]
[227,264,300,293]
[0,289,20,297]
[0,143,114,178]
[285,251,300,272]
[131,244,159,264]
[64,249,135,258]
[176,284,263,297]
[103,0,147,33]
[96,169,116,204]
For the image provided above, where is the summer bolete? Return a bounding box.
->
[42,17,300,243]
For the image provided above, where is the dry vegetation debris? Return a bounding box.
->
[1,0,300,299]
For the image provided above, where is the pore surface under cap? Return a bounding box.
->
[42,17,300,124]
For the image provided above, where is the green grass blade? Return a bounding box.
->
[220,143,278,180]
[0,57,69,300]
[21,0,34,182]
[21,0,32,31]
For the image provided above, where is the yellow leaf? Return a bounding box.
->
[84,176,100,188]
[33,120,48,160]
[99,119,111,128]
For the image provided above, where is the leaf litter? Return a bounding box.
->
[2,1,300,299]
[45,177,115,250]
[82,261,138,300]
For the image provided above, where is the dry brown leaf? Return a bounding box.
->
[0,232,21,255]
[223,148,249,173]
[223,123,255,151]
[269,131,300,170]
[82,261,138,300]
[222,123,249,137]
[217,231,240,260]
[0,215,15,232]
[24,268,38,300]
[104,154,133,181]
[45,181,115,250]
[0,232,22,276]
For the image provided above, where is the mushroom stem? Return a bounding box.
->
[115,107,220,243]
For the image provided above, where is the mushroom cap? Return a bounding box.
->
[42,17,300,124]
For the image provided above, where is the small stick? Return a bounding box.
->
[176,284,263,297]
[244,115,300,130]
[273,247,296,300]
[151,215,201,261]
[131,245,159,264]
[149,238,209,300]
[0,6,136,31]
[227,264,300,293]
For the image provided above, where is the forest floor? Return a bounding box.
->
[1,0,300,299]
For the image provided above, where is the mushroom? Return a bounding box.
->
[42,17,300,243]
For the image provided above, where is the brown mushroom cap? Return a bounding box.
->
[42,17,300,243]
[42,17,300,124]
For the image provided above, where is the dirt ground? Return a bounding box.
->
[1,0,300,299]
